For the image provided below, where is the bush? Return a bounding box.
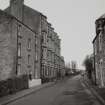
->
[22,75,29,89]
[0,80,9,97]
[0,74,29,97]
[41,78,50,83]
[83,55,93,79]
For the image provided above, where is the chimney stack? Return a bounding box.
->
[10,0,24,21]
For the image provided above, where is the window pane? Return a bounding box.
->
[17,64,21,75]
[18,43,21,57]
[27,38,31,50]
[18,24,21,37]
[28,55,31,65]
[35,53,38,61]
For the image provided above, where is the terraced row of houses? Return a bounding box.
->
[0,0,65,88]
[93,13,105,87]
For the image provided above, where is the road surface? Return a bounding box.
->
[7,75,101,105]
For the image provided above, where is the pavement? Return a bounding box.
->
[0,82,55,105]
[0,75,101,105]
[81,76,105,105]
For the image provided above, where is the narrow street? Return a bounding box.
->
[6,75,101,105]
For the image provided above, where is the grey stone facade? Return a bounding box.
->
[0,0,65,82]
[0,10,40,81]
[40,14,65,81]
[93,15,105,87]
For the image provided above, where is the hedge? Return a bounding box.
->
[0,74,29,97]
[41,77,56,83]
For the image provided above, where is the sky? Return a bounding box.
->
[0,0,105,69]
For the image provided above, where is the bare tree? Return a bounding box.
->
[83,55,93,79]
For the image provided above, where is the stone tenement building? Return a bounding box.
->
[93,14,105,87]
[0,0,65,87]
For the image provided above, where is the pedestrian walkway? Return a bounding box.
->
[81,76,105,105]
[0,82,55,105]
